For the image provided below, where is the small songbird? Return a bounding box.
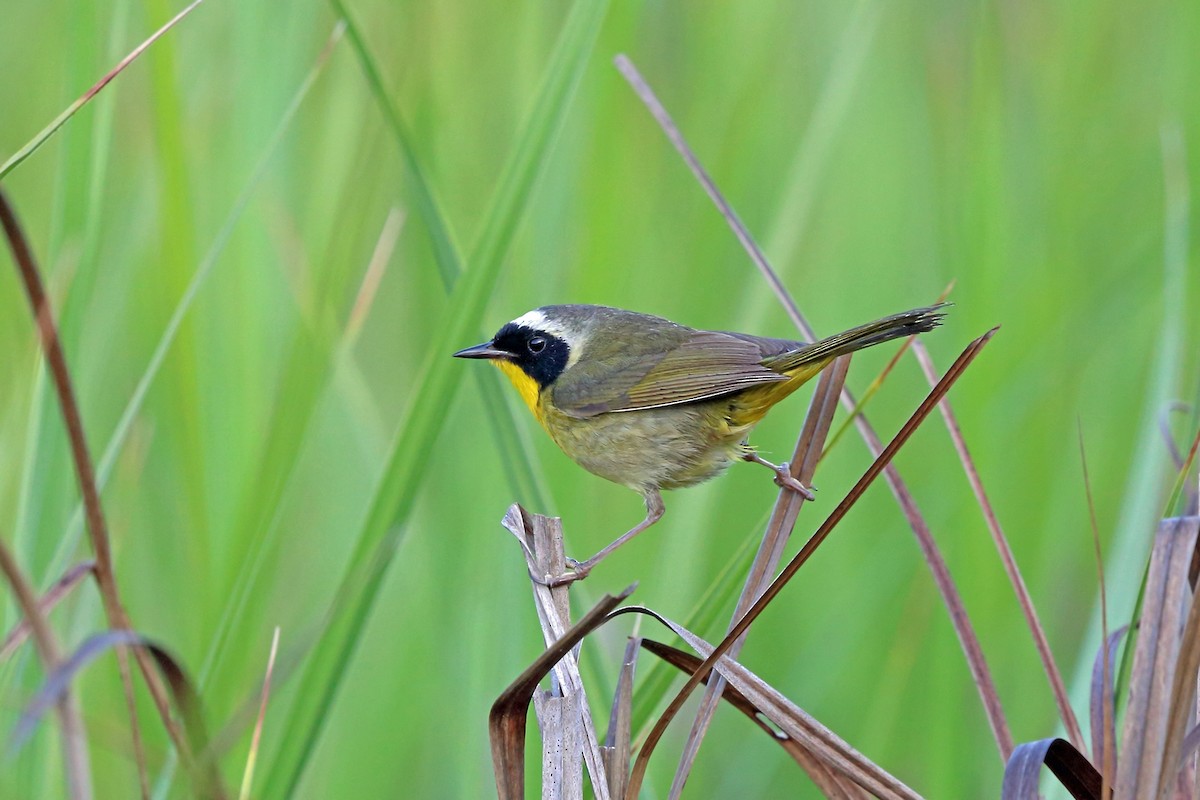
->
[455,303,945,583]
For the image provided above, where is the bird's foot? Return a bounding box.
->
[528,557,591,588]
[771,464,817,501]
[742,451,816,500]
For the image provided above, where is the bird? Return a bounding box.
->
[454,303,946,584]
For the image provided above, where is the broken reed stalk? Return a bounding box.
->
[913,339,1085,751]
[671,356,849,795]
[623,328,997,797]
[489,559,634,800]
[0,533,92,800]
[0,190,188,784]
[614,52,1014,762]
[494,515,925,798]
[502,507,614,800]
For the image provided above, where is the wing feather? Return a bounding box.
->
[551,330,795,418]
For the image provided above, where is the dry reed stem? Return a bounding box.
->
[534,690,583,800]
[614,53,1014,762]
[502,506,613,799]
[1115,517,1199,796]
[489,583,633,800]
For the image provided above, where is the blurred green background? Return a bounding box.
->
[1,0,1198,796]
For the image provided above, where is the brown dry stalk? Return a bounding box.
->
[503,507,612,798]
[1116,518,1199,796]
[614,53,1014,762]
[0,191,188,783]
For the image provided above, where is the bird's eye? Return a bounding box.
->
[528,336,547,354]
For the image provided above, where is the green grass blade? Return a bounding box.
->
[330,0,553,511]
[327,0,463,287]
[258,1,610,796]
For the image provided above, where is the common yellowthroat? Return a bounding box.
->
[455,303,945,583]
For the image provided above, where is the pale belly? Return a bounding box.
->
[540,397,756,492]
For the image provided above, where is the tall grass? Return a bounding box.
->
[0,0,1197,796]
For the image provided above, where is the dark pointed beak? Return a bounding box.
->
[453,341,511,360]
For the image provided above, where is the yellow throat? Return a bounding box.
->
[494,359,545,424]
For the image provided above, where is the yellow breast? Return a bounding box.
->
[494,360,546,425]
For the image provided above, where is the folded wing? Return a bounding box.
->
[551,330,803,417]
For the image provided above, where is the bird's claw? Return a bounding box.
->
[528,558,591,587]
[772,463,817,501]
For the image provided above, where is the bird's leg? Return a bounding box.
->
[742,450,816,501]
[542,490,665,587]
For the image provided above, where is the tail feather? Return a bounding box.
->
[761,304,948,373]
